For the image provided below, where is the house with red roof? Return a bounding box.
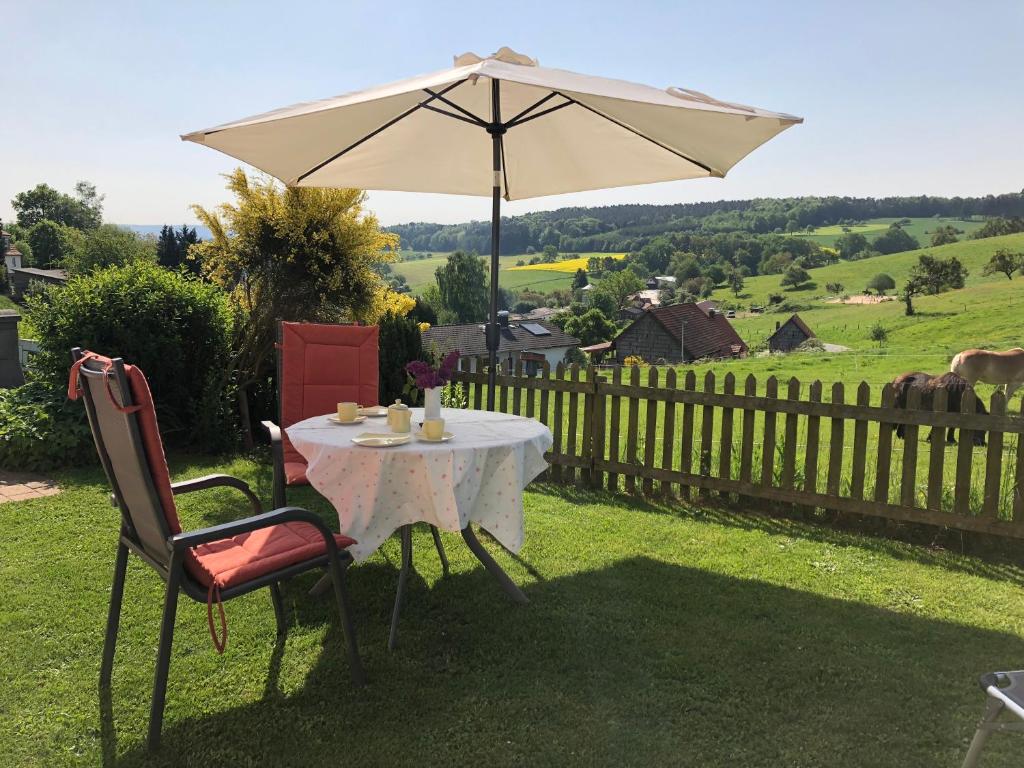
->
[611,302,747,364]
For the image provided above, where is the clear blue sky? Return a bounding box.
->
[2,0,1022,227]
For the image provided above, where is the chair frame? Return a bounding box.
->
[962,671,1024,767]
[72,348,365,752]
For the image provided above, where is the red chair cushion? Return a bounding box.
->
[279,322,379,477]
[284,462,309,485]
[185,522,356,590]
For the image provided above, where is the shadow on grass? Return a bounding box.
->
[106,553,1017,767]
[527,481,1024,589]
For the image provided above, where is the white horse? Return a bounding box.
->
[950,348,1024,398]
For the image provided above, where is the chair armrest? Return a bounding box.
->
[261,420,287,509]
[171,473,263,515]
[171,506,339,553]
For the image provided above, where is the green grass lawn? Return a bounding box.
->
[793,216,986,247]
[3,453,1024,766]
[0,294,19,311]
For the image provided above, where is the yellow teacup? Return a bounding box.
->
[337,402,358,422]
[423,418,445,441]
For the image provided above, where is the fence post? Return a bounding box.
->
[586,365,607,489]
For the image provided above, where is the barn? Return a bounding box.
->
[767,314,815,352]
[612,302,747,364]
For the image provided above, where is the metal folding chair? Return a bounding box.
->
[961,671,1024,767]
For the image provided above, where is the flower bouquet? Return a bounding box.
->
[405,349,460,419]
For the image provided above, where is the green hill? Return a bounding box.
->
[695,234,1024,396]
[793,216,986,247]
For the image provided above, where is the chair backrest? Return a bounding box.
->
[277,322,379,467]
[69,349,181,567]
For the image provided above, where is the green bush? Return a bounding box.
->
[21,260,235,463]
[377,312,423,406]
[0,380,92,472]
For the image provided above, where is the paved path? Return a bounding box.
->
[0,471,61,503]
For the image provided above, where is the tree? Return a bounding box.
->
[865,273,896,295]
[11,181,103,229]
[156,225,178,267]
[901,253,969,315]
[27,220,82,268]
[377,312,424,405]
[563,308,617,347]
[872,224,919,254]
[982,249,1023,280]
[434,251,489,323]
[727,270,744,297]
[835,232,869,260]
[541,245,558,263]
[63,224,155,274]
[572,268,589,290]
[192,168,399,444]
[970,217,1024,240]
[703,264,726,286]
[780,264,811,290]
[669,252,701,282]
[825,281,844,295]
[594,269,644,310]
[869,322,889,347]
[930,225,959,246]
[407,295,438,325]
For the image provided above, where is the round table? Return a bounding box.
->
[286,407,553,646]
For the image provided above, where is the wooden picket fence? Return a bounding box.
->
[454,358,1024,539]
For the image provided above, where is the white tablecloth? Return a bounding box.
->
[286,408,553,561]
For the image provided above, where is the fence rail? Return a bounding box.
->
[454,358,1024,540]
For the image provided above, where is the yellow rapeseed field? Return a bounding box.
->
[506,253,625,273]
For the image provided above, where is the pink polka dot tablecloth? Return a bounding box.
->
[286,408,553,562]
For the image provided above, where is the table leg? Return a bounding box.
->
[461,525,529,604]
[388,524,414,650]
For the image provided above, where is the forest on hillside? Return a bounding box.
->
[387,192,1024,255]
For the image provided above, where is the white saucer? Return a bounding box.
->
[415,430,454,443]
[358,406,388,417]
[351,432,411,447]
[328,414,367,425]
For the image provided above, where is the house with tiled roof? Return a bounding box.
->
[611,302,747,364]
[767,314,815,353]
[421,312,580,374]
[1,229,23,273]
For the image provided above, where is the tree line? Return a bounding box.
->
[386,192,1024,254]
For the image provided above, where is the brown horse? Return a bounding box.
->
[950,348,1024,398]
[891,371,987,446]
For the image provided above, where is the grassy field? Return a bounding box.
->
[793,216,986,247]
[3,453,1024,766]
[506,254,625,273]
[0,294,18,311]
[392,251,622,294]
[705,234,1024,389]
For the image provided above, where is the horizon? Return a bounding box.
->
[3,1,1023,228]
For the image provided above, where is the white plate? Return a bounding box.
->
[358,406,388,417]
[328,414,367,425]
[414,430,454,443]
[351,432,411,447]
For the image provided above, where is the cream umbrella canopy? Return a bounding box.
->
[183,47,802,407]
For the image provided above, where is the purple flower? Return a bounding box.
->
[405,350,461,390]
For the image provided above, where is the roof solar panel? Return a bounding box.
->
[521,322,551,336]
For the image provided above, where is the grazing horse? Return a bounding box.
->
[950,348,1024,398]
[890,371,987,446]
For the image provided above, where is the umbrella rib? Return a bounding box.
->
[296,79,468,183]
[421,88,489,127]
[554,91,720,176]
[505,99,573,129]
[421,103,487,127]
[504,92,560,125]
[499,133,510,201]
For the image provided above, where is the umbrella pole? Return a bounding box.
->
[485,79,504,411]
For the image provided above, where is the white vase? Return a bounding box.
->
[423,386,442,420]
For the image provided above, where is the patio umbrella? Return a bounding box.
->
[182,47,802,408]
